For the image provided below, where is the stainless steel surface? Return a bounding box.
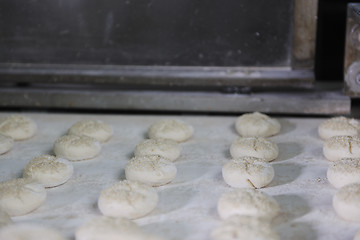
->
[0,83,350,115]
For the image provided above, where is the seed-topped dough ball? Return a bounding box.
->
[148,119,194,142]
[230,137,278,162]
[98,180,158,219]
[222,157,274,189]
[0,224,66,240]
[333,183,360,222]
[318,116,360,140]
[323,136,360,161]
[0,178,46,216]
[235,112,281,137]
[211,215,279,240]
[0,208,12,228]
[0,115,37,140]
[68,120,113,143]
[125,155,177,186]
[327,158,360,189]
[0,133,13,155]
[23,154,74,188]
[53,135,101,161]
[134,138,181,162]
[217,189,280,220]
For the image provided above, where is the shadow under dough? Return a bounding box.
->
[268,162,303,187]
[276,142,303,162]
[273,194,311,224]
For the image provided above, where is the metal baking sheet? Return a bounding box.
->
[0,113,359,240]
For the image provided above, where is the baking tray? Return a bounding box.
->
[0,113,358,240]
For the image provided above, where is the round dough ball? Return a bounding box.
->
[318,116,360,140]
[0,115,37,140]
[0,133,13,155]
[235,112,281,137]
[125,155,177,186]
[148,119,194,142]
[0,224,66,240]
[230,137,278,162]
[23,154,74,188]
[211,215,279,240]
[323,136,360,161]
[0,178,46,216]
[68,120,113,143]
[134,138,181,162]
[327,158,360,189]
[0,208,12,228]
[217,189,280,220]
[76,216,141,240]
[98,180,159,219]
[222,156,274,189]
[53,135,101,161]
[333,183,360,222]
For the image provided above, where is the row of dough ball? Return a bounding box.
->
[318,116,360,240]
[223,112,280,189]
[212,189,280,240]
[0,115,37,155]
[53,120,113,161]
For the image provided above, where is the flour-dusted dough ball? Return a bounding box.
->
[222,157,274,189]
[76,216,141,240]
[23,154,74,188]
[235,112,281,137]
[68,120,113,143]
[0,224,65,240]
[125,155,177,186]
[0,178,46,216]
[333,183,360,222]
[0,133,13,155]
[98,180,158,219]
[318,116,360,140]
[323,136,360,161]
[0,208,12,228]
[327,158,360,189]
[134,138,181,162]
[211,215,279,240]
[0,115,37,140]
[53,135,101,161]
[217,189,280,220]
[230,137,279,162]
[148,119,194,142]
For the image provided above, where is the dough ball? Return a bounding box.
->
[230,137,278,162]
[148,119,194,142]
[235,112,281,137]
[134,138,181,162]
[0,115,37,140]
[125,155,177,186]
[222,156,274,189]
[0,178,46,216]
[323,136,360,161]
[0,224,65,240]
[217,189,280,220]
[333,183,360,222]
[98,180,158,219]
[23,154,74,188]
[0,208,12,228]
[327,158,360,189]
[68,120,113,143]
[53,135,101,161]
[211,215,279,240]
[318,116,359,140]
[0,133,13,155]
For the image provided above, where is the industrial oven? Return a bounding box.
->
[1,1,360,239]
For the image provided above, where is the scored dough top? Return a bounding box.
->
[318,116,359,140]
